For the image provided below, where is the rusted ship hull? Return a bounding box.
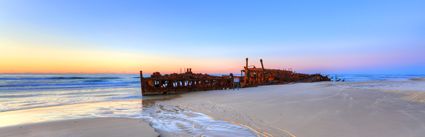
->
[140,58,330,96]
[140,69,233,95]
[240,58,330,87]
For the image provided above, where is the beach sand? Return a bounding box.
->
[160,81,425,137]
[2,80,425,137]
[0,118,158,137]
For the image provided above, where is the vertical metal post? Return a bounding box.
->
[244,58,249,87]
[140,70,144,96]
[245,58,249,68]
[260,59,264,70]
[260,59,265,83]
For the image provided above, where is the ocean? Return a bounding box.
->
[0,74,140,112]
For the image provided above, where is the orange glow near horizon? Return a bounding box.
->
[0,40,242,74]
[0,46,312,74]
[0,41,403,74]
[1,37,417,74]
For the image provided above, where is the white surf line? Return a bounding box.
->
[165,103,291,137]
[206,105,293,137]
[236,123,272,137]
[236,122,297,137]
[275,127,297,137]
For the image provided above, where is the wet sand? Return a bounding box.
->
[160,81,425,137]
[0,118,158,137]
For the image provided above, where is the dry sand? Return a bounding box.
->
[160,81,425,137]
[0,118,158,137]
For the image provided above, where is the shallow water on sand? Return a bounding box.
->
[141,100,256,137]
[0,98,256,137]
[0,74,257,136]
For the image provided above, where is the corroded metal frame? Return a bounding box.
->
[140,58,330,96]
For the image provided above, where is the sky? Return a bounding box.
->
[0,0,424,74]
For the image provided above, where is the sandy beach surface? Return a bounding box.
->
[2,79,425,137]
[159,80,425,137]
[0,118,158,137]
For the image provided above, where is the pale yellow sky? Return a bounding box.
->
[0,40,241,74]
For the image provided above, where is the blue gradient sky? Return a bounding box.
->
[0,0,424,74]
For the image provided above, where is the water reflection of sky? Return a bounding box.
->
[0,98,257,137]
[0,100,144,127]
[0,74,142,112]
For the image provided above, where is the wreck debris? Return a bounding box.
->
[140,68,233,95]
[140,58,330,96]
[241,58,330,87]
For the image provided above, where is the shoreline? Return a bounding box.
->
[0,118,158,137]
[1,80,425,137]
[159,81,425,137]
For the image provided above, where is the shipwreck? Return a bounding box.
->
[140,58,330,96]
